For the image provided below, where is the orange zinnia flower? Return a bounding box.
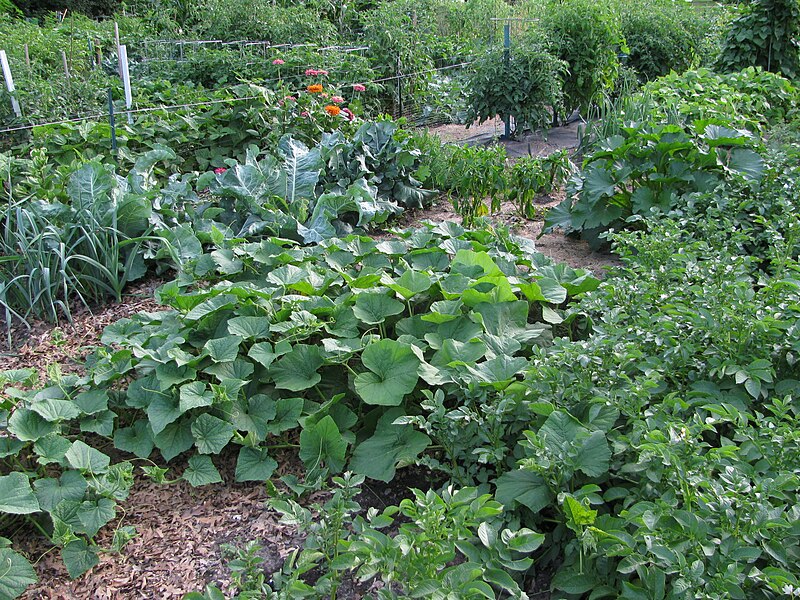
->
[324,105,341,116]
[307,84,324,93]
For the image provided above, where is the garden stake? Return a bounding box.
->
[108,88,117,155]
[0,50,21,117]
[503,22,511,139]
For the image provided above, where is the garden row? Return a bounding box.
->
[1,62,800,598]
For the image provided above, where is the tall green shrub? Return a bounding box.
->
[716,0,800,80]
[465,42,566,135]
[537,0,625,121]
[617,0,711,82]
[0,0,21,16]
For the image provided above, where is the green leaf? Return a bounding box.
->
[30,396,81,422]
[114,420,155,459]
[352,293,405,325]
[125,375,162,409]
[182,455,222,487]
[74,390,109,415]
[33,433,72,465]
[191,414,234,454]
[64,441,110,475]
[159,223,203,266]
[271,344,323,391]
[0,473,40,514]
[576,430,611,477]
[155,363,196,390]
[235,447,278,482]
[350,408,430,482]
[7,408,58,441]
[562,494,597,531]
[278,135,323,203]
[66,162,114,213]
[0,547,37,598]
[154,418,195,461]
[299,415,347,474]
[147,393,182,435]
[536,277,568,304]
[77,498,116,537]
[33,471,87,512]
[552,567,597,594]
[248,342,278,368]
[62,539,99,579]
[268,397,304,434]
[465,355,528,389]
[205,336,243,363]
[539,410,582,455]
[79,410,116,436]
[231,395,276,442]
[354,339,420,406]
[421,299,464,324]
[504,528,545,553]
[227,316,270,339]
[179,381,215,413]
[452,250,503,277]
[726,148,764,182]
[473,301,529,336]
[495,470,552,513]
[384,270,433,300]
[0,438,25,459]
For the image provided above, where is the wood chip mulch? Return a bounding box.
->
[15,450,309,599]
[0,278,166,382]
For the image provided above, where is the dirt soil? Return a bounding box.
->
[2,120,616,600]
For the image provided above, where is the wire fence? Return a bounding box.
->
[0,44,477,137]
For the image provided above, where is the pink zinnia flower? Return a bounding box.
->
[305,68,319,76]
[321,92,329,98]
[285,96,297,102]
[318,69,329,76]
[331,96,344,104]
[214,167,227,174]
[341,107,355,121]
[353,84,366,92]
[301,111,310,117]
[272,59,285,65]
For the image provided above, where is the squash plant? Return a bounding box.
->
[0,222,599,594]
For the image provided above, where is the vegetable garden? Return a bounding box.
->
[2,0,800,598]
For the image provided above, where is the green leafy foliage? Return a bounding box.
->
[506,150,576,219]
[538,0,626,120]
[617,0,713,82]
[716,0,800,79]
[465,42,566,135]
[547,89,772,242]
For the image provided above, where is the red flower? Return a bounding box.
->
[214,167,227,174]
[353,84,366,92]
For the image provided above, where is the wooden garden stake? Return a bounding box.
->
[62,50,70,78]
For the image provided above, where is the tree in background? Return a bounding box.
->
[20,0,120,17]
[1,0,21,15]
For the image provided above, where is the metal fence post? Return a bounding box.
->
[503,22,511,139]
